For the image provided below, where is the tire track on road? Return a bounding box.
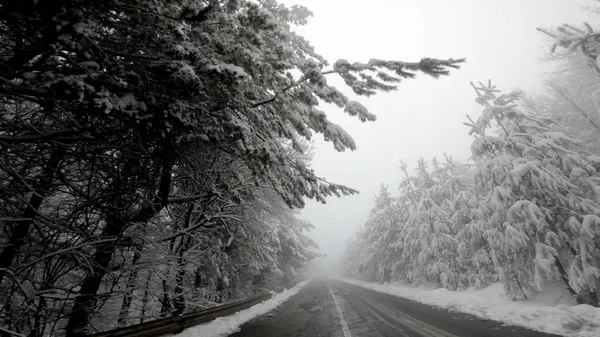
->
[331,280,563,337]
[334,284,459,337]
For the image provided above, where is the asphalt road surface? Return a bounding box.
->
[230,279,563,337]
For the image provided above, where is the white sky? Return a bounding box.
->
[284,0,595,272]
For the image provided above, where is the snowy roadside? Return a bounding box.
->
[338,278,600,337]
[177,279,311,337]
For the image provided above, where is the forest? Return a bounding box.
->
[3,1,600,337]
[341,21,600,308]
[0,1,463,336]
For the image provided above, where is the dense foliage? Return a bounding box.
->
[342,20,600,306]
[0,0,462,336]
[344,82,600,305]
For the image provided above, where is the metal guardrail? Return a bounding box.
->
[89,293,272,337]
[89,279,304,337]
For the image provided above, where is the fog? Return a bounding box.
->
[286,0,595,274]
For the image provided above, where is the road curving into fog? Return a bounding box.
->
[229,279,562,337]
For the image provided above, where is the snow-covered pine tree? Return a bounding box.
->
[433,156,497,290]
[537,23,600,121]
[342,157,493,291]
[468,80,600,305]
[442,160,497,290]
[525,24,600,155]
[395,158,492,290]
[400,158,460,289]
[364,184,404,283]
[341,234,366,280]
[342,185,399,283]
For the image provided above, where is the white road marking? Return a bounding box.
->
[327,285,353,337]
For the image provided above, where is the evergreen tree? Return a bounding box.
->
[342,158,494,290]
[468,81,600,305]
[342,185,399,283]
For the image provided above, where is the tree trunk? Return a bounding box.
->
[65,144,175,336]
[589,290,599,307]
[514,275,528,300]
[160,278,172,317]
[194,268,202,288]
[117,249,141,327]
[171,204,194,316]
[172,266,187,316]
[32,291,46,337]
[160,238,177,317]
[0,147,64,286]
[216,277,225,304]
[383,268,391,283]
[65,217,123,337]
[553,255,578,296]
[172,236,192,316]
[139,270,153,323]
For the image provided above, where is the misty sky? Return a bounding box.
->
[283,0,595,271]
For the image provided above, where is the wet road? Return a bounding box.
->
[230,279,562,337]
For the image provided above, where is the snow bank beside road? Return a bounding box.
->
[339,278,600,337]
[180,279,311,337]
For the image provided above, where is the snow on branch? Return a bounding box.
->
[537,23,600,75]
[334,57,465,96]
[344,101,375,122]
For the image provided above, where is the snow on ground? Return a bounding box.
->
[179,279,311,337]
[339,278,600,337]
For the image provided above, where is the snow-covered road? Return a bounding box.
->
[228,279,561,337]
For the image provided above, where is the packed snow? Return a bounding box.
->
[339,278,600,337]
[178,280,311,337]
